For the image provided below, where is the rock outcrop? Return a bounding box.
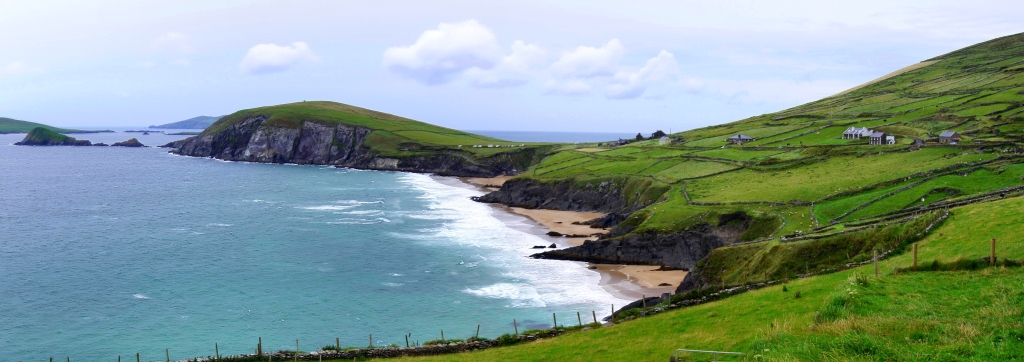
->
[165,115,533,177]
[15,127,93,146]
[531,213,752,270]
[111,138,145,147]
[474,178,644,214]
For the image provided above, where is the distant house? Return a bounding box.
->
[617,138,628,146]
[659,136,670,145]
[939,131,961,144]
[869,131,888,145]
[886,135,895,145]
[726,134,755,145]
[842,127,873,139]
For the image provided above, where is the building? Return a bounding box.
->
[886,135,896,145]
[726,134,755,145]
[869,131,887,145]
[842,127,873,139]
[659,136,670,145]
[939,131,961,144]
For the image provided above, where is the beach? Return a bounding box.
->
[454,175,685,300]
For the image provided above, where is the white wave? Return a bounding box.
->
[382,282,404,287]
[133,294,150,300]
[208,223,233,227]
[463,283,545,308]
[343,210,385,215]
[300,205,356,211]
[389,273,404,277]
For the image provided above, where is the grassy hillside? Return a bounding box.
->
[328,32,1024,361]
[149,115,223,129]
[204,101,541,157]
[0,117,95,134]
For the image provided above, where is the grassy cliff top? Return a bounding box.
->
[204,101,534,156]
[20,127,71,143]
[0,117,94,134]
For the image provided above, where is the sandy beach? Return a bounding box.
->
[449,175,686,301]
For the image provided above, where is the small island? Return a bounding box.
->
[111,138,146,147]
[15,127,95,146]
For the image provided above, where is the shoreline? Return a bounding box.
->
[455,175,682,300]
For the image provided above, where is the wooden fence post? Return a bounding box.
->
[136,353,140,362]
[475,324,480,340]
[553,313,557,328]
[216,343,220,360]
[991,238,997,265]
[873,250,879,277]
[369,334,373,348]
[405,334,409,348]
[913,243,918,270]
[296,339,299,362]
[577,311,582,326]
[642,295,647,309]
[441,329,445,343]
[592,310,597,324]
[513,319,518,335]
[258,337,263,357]
[166,348,169,362]
[336,337,340,350]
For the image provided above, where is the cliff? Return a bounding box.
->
[15,127,94,146]
[165,103,549,177]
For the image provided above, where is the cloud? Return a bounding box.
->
[605,50,680,99]
[153,32,192,53]
[383,19,505,85]
[239,42,319,75]
[464,40,546,88]
[543,79,592,96]
[2,61,41,75]
[549,39,625,79]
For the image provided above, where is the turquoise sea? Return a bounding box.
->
[0,131,627,361]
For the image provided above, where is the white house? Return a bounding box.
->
[843,127,873,139]
[659,136,670,145]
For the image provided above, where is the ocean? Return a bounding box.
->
[0,131,628,361]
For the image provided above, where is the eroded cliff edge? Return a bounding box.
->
[164,115,540,177]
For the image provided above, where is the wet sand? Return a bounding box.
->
[449,175,685,301]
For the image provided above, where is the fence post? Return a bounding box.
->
[405,334,409,348]
[336,337,340,350]
[642,295,647,309]
[577,311,582,326]
[119,356,121,362]
[475,324,480,340]
[991,238,997,265]
[369,334,373,348]
[259,337,263,357]
[296,339,299,362]
[441,329,445,343]
[553,313,557,328]
[913,243,918,270]
[513,319,518,335]
[873,250,879,277]
[216,343,220,360]
[592,310,597,324]
[136,353,140,362]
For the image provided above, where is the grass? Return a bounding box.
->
[0,117,95,134]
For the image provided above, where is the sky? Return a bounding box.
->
[1,1,1022,132]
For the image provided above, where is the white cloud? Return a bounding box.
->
[383,19,504,85]
[549,39,625,79]
[2,61,41,75]
[239,42,319,75]
[465,40,546,88]
[544,79,592,96]
[153,32,192,53]
[605,50,680,99]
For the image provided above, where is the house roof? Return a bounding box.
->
[871,131,885,137]
[940,131,958,138]
[728,134,754,140]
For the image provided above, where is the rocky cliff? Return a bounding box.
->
[165,115,537,177]
[532,212,752,270]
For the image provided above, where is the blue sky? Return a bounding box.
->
[1,0,1022,132]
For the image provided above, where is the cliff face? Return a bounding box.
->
[474,178,642,214]
[532,216,750,270]
[166,115,529,177]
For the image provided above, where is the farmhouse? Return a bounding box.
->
[869,131,888,145]
[842,127,873,139]
[726,134,755,144]
[939,130,961,144]
[659,136,670,145]
[886,135,895,145]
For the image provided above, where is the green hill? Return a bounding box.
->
[0,117,98,134]
[149,115,223,129]
[14,127,93,146]
[344,32,1024,361]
